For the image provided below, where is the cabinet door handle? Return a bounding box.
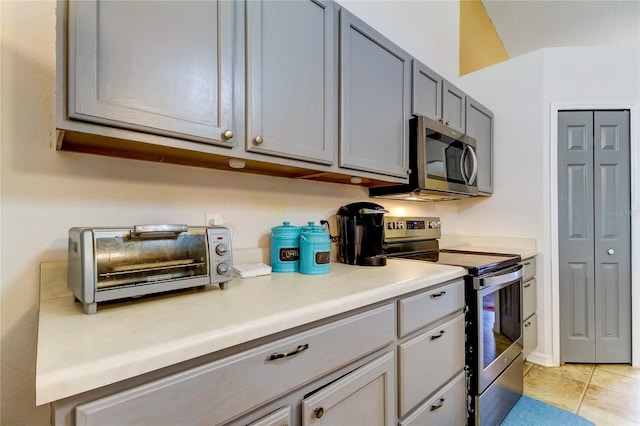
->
[267,344,309,361]
[524,321,532,327]
[524,283,531,288]
[430,398,445,411]
[314,407,324,419]
[430,330,446,340]
[430,291,446,299]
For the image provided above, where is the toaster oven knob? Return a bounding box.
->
[215,243,229,256]
[216,263,230,275]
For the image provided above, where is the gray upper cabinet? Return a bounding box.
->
[339,8,411,180]
[411,60,443,121]
[246,0,335,164]
[442,80,466,134]
[465,96,494,194]
[67,1,234,146]
[412,60,468,135]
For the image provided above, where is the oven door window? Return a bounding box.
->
[482,281,521,368]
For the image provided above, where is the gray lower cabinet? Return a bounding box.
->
[338,8,411,179]
[66,0,234,146]
[301,352,395,425]
[247,406,293,426]
[465,96,494,194]
[399,371,466,426]
[55,304,395,426]
[246,0,336,165]
[396,280,466,422]
[521,256,538,358]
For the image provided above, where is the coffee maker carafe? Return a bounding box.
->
[336,202,388,266]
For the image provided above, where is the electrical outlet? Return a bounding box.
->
[205,213,223,226]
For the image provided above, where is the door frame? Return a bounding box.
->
[549,102,639,367]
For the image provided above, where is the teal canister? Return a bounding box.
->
[271,221,302,272]
[300,223,331,275]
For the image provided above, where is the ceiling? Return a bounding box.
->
[481,0,640,58]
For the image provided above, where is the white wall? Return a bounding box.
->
[0,1,463,423]
[459,45,640,367]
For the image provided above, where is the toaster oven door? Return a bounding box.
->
[94,229,209,290]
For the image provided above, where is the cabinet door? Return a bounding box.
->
[523,278,537,320]
[68,1,234,146]
[246,0,335,164]
[247,406,293,426]
[397,314,464,417]
[523,313,538,358]
[399,371,466,426]
[302,352,395,426]
[339,8,410,179]
[411,60,443,121]
[466,96,494,194]
[441,80,466,134]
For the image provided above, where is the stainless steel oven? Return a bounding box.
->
[466,265,524,425]
[383,216,524,425]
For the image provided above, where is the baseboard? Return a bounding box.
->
[525,350,554,367]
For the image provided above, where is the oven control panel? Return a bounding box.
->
[384,216,441,240]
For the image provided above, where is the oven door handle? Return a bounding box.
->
[476,265,523,289]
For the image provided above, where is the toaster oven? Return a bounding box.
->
[67,224,233,314]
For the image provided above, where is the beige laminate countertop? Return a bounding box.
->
[36,259,465,405]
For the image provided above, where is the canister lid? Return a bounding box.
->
[271,221,302,237]
[301,221,324,233]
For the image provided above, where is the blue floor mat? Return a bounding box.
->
[501,395,595,426]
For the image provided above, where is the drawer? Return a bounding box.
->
[520,257,536,283]
[523,313,538,358]
[399,371,466,426]
[398,279,464,337]
[397,313,465,416]
[74,304,395,426]
[523,278,537,319]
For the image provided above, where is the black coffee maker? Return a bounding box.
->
[336,202,388,266]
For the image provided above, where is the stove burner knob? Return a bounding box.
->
[217,263,229,275]
[215,243,229,256]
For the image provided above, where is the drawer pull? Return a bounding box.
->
[430,330,446,340]
[524,283,531,288]
[430,398,445,411]
[267,344,309,361]
[430,291,446,299]
[524,321,532,327]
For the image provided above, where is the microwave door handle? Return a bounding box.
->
[460,146,469,185]
[468,146,478,185]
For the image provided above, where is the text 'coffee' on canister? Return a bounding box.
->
[270,221,301,272]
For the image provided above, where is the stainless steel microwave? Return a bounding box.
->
[370,115,478,201]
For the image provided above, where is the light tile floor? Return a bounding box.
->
[524,362,640,425]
